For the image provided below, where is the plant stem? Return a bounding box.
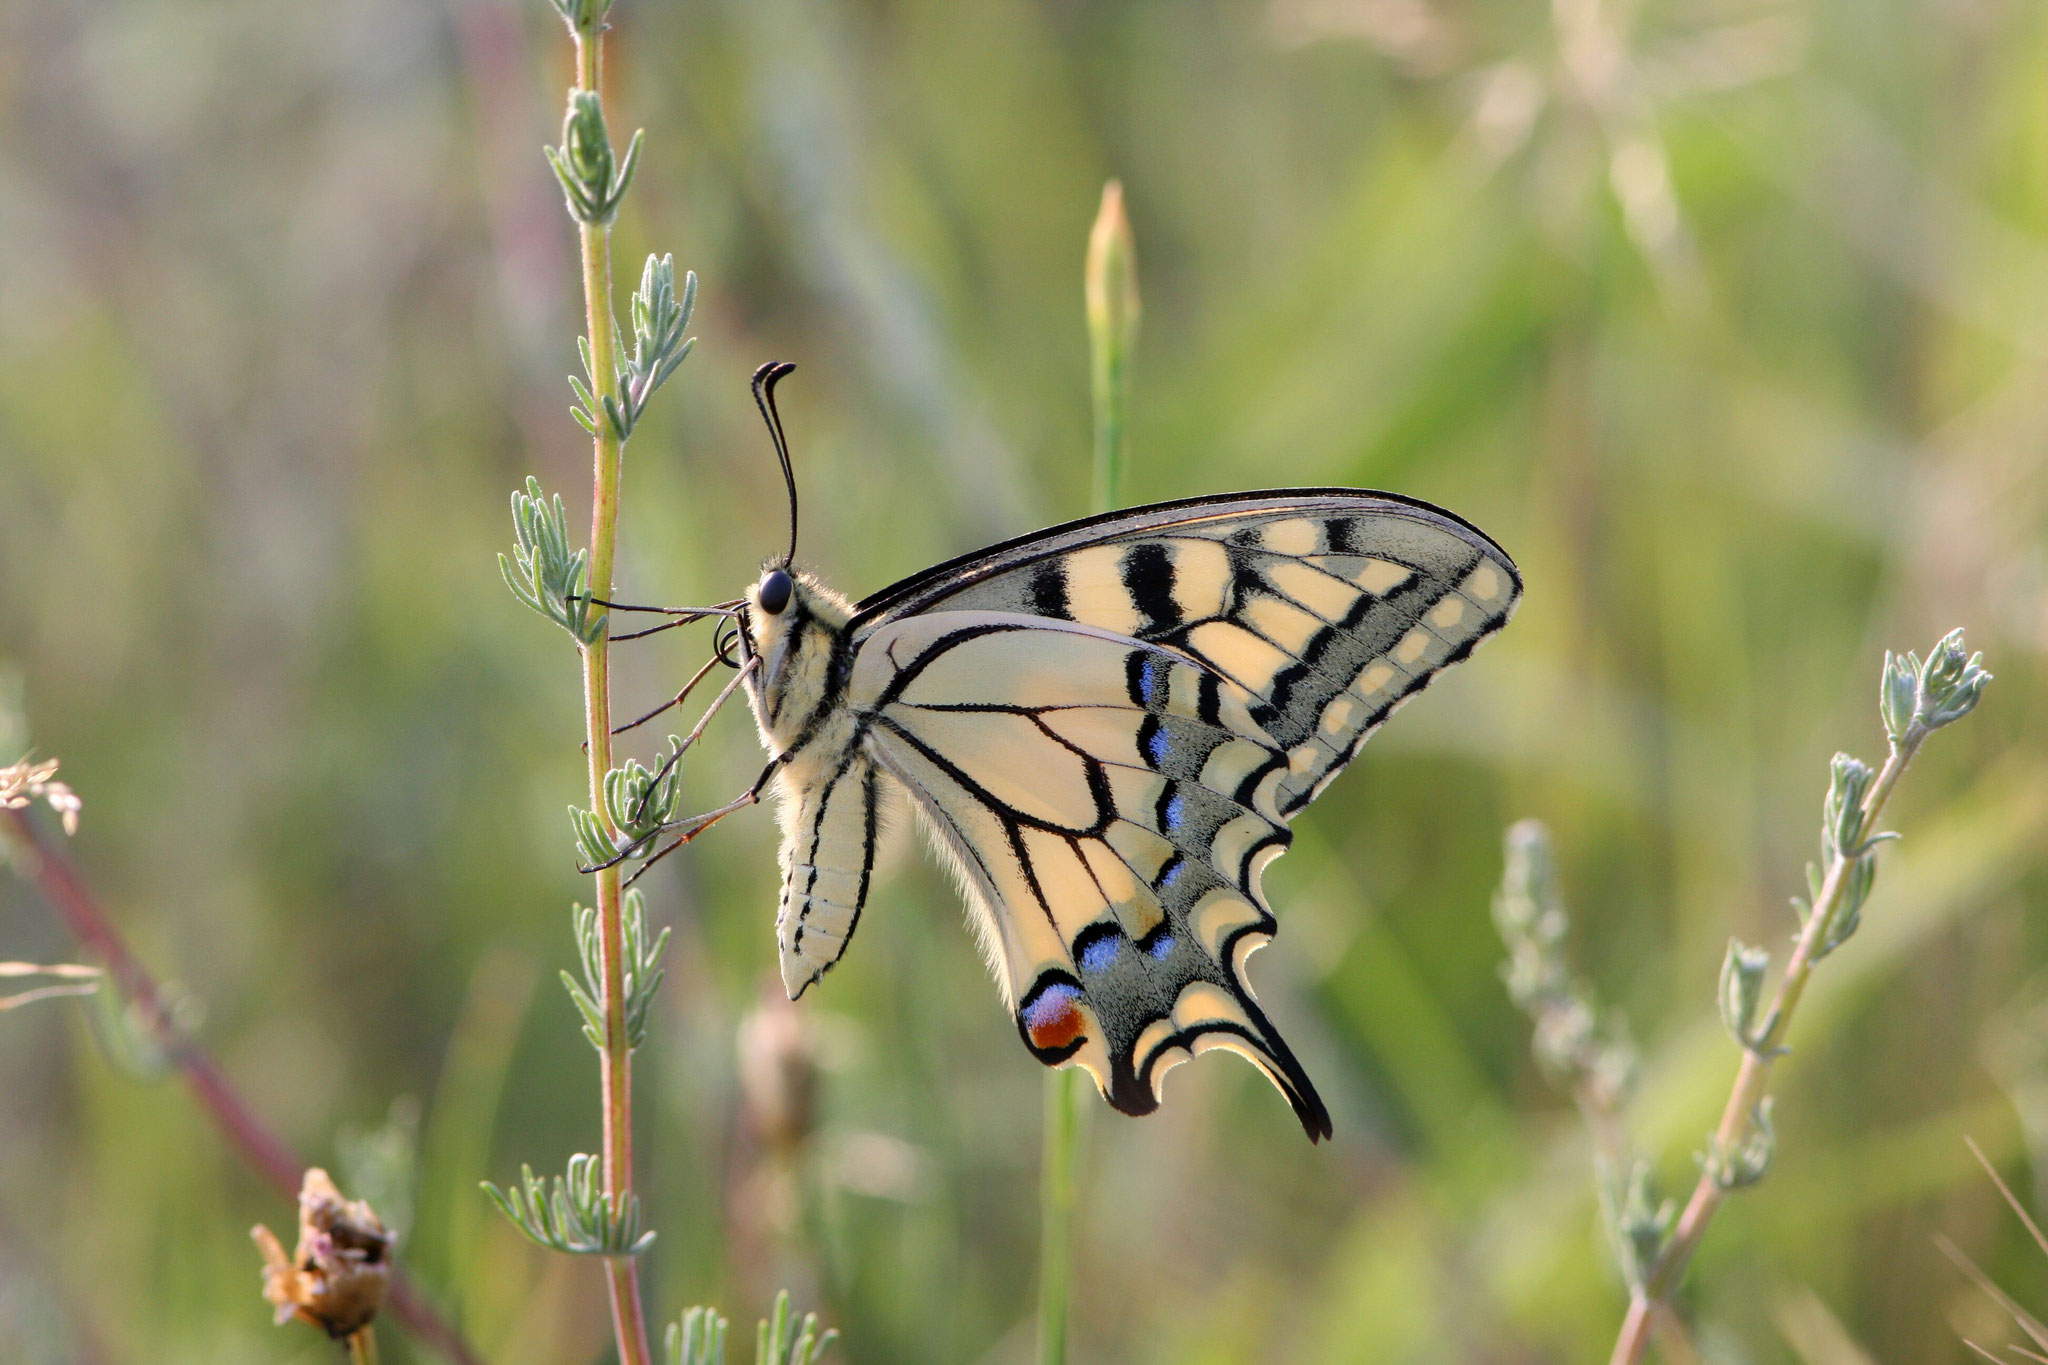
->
[0,807,486,1365]
[1608,733,1924,1365]
[563,17,652,1365]
[348,1327,381,1365]
[1035,179,1140,1365]
[1036,1068,1079,1365]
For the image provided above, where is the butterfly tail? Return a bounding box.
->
[1051,971,1333,1143]
[1167,992,1333,1143]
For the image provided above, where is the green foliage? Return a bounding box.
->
[1717,939,1772,1054]
[500,476,602,643]
[666,1293,835,1365]
[591,255,698,443]
[1508,631,1994,1355]
[561,889,669,1052]
[1883,629,1994,745]
[1702,1099,1776,1192]
[1612,1162,1674,1293]
[568,256,697,443]
[8,2,2048,1360]
[569,738,691,868]
[481,1154,653,1257]
[755,1291,836,1365]
[668,1307,729,1365]
[545,90,643,227]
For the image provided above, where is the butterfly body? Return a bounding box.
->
[737,489,1520,1141]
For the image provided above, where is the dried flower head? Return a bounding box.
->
[0,755,79,835]
[252,1168,392,1338]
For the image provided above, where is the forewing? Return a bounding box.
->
[852,489,1521,819]
[850,611,1333,1139]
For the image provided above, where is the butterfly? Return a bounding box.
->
[715,364,1521,1141]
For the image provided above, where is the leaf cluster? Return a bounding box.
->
[561,889,670,1053]
[667,1292,836,1365]
[569,740,691,869]
[482,1153,653,1257]
[499,477,601,644]
[545,90,642,226]
[573,256,697,442]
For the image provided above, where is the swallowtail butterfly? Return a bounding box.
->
[722,366,1521,1140]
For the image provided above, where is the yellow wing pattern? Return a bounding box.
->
[835,492,1520,1139]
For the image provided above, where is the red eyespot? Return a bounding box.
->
[1021,983,1086,1051]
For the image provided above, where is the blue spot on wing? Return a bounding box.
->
[1079,934,1121,972]
[1138,654,1167,708]
[1163,792,1186,832]
[1144,724,1171,766]
[1146,933,1176,961]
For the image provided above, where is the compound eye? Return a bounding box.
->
[757,568,794,615]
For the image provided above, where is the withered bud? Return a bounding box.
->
[737,985,818,1153]
[252,1168,392,1338]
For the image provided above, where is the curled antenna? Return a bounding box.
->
[751,360,800,567]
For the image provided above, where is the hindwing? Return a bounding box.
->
[850,613,1331,1136]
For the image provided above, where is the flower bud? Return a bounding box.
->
[1718,939,1769,1049]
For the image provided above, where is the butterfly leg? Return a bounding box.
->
[619,760,781,888]
[593,597,741,644]
[588,595,744,616]
[609,653,722,741]
[624,657,759,827]
[575,777,762,878]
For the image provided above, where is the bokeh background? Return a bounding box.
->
[3,0,2047,1361]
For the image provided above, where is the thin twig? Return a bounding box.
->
[620,787,763,890]
[1609,737,1922,1365]
[626,656,757,826]
[0,806,486,1365]
[561,10,653,1361]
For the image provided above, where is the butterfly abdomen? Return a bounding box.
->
[770,725,892,999]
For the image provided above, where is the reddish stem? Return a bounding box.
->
[3,805,487,1365]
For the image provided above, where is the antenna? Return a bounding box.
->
[751,360,800,568]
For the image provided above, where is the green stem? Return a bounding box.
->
[1037,1069,1080,1365]
[1608,732,1925,1365]
[1037,180,1138,1365]
[567,20,650,1365]
[1090,363,1124,515]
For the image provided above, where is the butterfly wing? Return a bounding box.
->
[841,490,1521,1138]
[849,612,1332,1137]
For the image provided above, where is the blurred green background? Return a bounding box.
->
[3,0,2047,1361]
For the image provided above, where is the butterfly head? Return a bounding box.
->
[734,359,856,746]
[740,563,854,749]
